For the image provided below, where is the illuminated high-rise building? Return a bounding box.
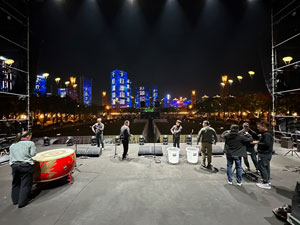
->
[164,94,171,108]
[126,79,132,107]
[111,70,128,108]
[33,75,47,96]
[152,86,158,107]
[135,86,150,108]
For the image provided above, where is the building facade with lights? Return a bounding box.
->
[33,75,47,96]
[111,70,129,108]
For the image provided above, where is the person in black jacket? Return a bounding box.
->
[221,124,253,186]
[120,120,132,160]
[253,122,274,190]
[239,122,259,172]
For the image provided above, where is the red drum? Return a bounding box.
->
[33,148,76,182]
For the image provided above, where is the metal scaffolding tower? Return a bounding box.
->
[0,0,30,131]
[271,0,300,136]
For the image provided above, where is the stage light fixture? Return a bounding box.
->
[163,135,168,145]
[186,135,192,145]
[44,136,50,146]
[91,136,97,146]
[115,136,121,146]
[139,136,145,145]
[283,56,293,65]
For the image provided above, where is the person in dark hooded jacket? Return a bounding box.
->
[252,122,274,190]
[221,124,253,186]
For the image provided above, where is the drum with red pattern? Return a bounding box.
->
[33,148,76,182]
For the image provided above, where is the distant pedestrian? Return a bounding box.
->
[239,122,259,172]
[9,131,36,208]
[197,120,218,168]
[170,120,182,148]
[253,122,274,190]
[92,118,105,149]
[120,120,132,160]
[221,124,253,186]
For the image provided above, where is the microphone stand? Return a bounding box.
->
[190,129,193,147]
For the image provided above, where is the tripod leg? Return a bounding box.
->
[284,150,291,156]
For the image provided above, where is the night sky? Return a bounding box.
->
[31,0,271,105]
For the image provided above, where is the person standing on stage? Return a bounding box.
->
[253,122,274,190]
[197,120,218,168]
[92,118,105,150]
[120,120,132,160]
[170,120,182,148]
[239,122,259,172]
[221,124,253,186]
[9,131,36,208]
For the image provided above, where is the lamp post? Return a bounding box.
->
[248,71,255,79]
[237,75,243,83]
[42,73,49,79]
[4,59,14,66]
[282,56,293,65]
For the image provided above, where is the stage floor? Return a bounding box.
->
[0,142,299,225]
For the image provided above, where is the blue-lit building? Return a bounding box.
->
[152,86,158,107]
[111,70,128,108]
[164,94,171,108]
[58,88,67,98]
[126,79,132,107]
[82,78,92,106]
[33,75,47,96]
[135,86,150,108]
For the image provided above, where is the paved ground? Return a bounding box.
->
[0,142,299,225]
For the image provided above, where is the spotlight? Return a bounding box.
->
[91,136,97,146]
[139,136,145,145]
[163,135,168,145]
[186,135,192,145]
[43,136,50,146]
[115,136,121,146]
[66,136,74,146]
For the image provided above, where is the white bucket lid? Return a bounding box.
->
[167,147,180,152]
[186,147,199,152]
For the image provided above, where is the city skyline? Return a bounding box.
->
[30,0,271,104]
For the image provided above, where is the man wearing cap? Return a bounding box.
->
[239,122,259,172]
[197,120,218,168]
[170,120,182,148]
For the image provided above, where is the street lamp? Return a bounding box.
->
[42,73,49,79]
[4,59,14,65]
[220,82,225,88]
[237,75,243,83]
[65,81,70,87]
[228,79,233,85]
[73,84,77,89]
[248,71,255,79]
[55,77,61,84]
[282,56,293,65]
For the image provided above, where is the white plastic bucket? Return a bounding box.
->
[167,147,180,164]
[186,147,199,164]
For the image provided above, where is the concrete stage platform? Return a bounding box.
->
[0,142,299,225]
